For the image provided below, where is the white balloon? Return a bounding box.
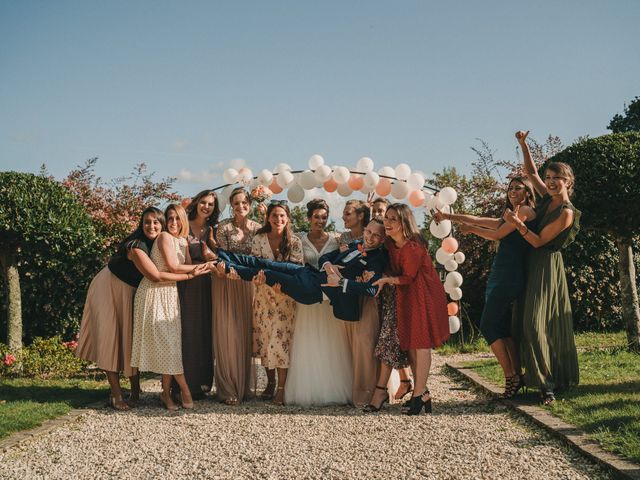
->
[434,194,446,210]
[337,183,353,197]
[299,170,317,190]
[360,184,374,194]
[444,282,455,294]
[274,163,292,174]
[378,166,395,178]
[449,287,463,301]
[445,259,459,272]
[333,166,351,184]
[425,194,437,211]
[395,163,411,181]
[238,168,253,184]
[439,187,458,205]
[308,154,325,170]
[407,172,425,190]
[276,170,294,188]
[314,164,332,182]
[435,247,453,265]
[449,316,461,334]
[219,184,235,210]
[356,156,374,172]
[258,169,273,185]
[363,171,380,189]
[445,271,463,288]
[223,168,239,183]
[454,252,466,264]
[287,184,305,203]
[391,181,409,199]
[429,219,452,239]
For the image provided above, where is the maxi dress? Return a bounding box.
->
[284,233,353,406]
[212,217,260,402]
[517,194,581,391]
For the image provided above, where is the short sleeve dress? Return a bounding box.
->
[251,233,303,369]
[517,194,581,391]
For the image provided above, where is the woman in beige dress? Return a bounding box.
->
[212,187,261,405]
[251,201,303,406]
[131,204,211,410]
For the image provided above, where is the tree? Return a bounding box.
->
[0,172,101,349]
[63,158,180,256]
[549,132,640,350]
[608,96,640,133]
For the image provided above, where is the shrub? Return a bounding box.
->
[0,337,88,379]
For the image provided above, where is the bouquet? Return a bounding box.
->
[251,185,273,204]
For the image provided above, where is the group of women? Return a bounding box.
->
[76,129,580,413]
[435,130,580,404]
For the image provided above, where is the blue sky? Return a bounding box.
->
[1,1,639,211]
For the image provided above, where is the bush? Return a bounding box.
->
[0,337,88,379]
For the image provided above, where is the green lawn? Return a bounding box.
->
[459,332,640,463]
[0,378,110,439]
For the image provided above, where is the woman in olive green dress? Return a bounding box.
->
[504,130,581,405]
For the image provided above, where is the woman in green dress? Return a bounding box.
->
[504,130,581,405]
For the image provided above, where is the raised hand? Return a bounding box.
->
[227,267,240,281]
[433,208,448,223]
[515,130,530,143]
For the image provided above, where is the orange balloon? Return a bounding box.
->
[408,189,426,207]
[324,178,338,193]
[447,302,459,316]
[442,237,459,254]
[269,179,283,194]
[348,175,364,191]
[375,178,391,196]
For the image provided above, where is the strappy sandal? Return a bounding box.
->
[394,379,413,401]
[501,374,523,399]
[541,390,556,406]
[363,385,389,413]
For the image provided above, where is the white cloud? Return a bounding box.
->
[173,139,187,151]
[177,168,220,183]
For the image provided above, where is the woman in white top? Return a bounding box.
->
[285,199,353,406]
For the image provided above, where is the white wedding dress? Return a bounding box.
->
[284,233,353,406]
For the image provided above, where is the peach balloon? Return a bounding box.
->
[408,189,426,207]
[348,175,364,191]
[447,302,459,316]
[442,237,459,254]
[375,178,392,196]
[324,178,338,193]
[269,179,283,194]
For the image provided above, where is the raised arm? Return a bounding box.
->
[434,210,502,229]
[460,205,535,241]
[516,130,547,196]
[157,232,194,273]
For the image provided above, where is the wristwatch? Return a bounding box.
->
[338,278,345,288]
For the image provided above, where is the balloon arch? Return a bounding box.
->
[210,154,463,335]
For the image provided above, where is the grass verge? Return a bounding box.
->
[460,332,640,463]
[0,377,110,440]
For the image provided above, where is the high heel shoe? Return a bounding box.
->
[501,374,523,399]
[394,379,413,401]
[180,393,194,410]
[363,385,389,413]
[405,389,432,415]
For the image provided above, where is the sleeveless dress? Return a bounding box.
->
[518,194,581,391]
[175,229,213,396]
[131,235,187,375]
[479,223,532,345]
[285,233,353,406]
[212,217,260,402]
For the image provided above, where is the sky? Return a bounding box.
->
[1,1,639,216]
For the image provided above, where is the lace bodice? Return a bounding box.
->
[298,232,339,269]
[216,217,261,254]
[251,233,303,263]
[150,234,187,273]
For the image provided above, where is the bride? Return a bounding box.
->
[284,199,353,406]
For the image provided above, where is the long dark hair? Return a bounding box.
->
[386,203,428,248]
[504,176,536,213]
[186,189,220,230]
[116,206,165,256]
[256,202,294,260]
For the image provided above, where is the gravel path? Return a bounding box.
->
[0,354,610,479]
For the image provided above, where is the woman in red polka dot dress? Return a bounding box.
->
[373,203,449,415]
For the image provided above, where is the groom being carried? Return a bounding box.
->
[215,219,387,321]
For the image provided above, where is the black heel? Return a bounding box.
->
[405,389,431,416]
[363,385,389,413]
[501,374,523,399]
